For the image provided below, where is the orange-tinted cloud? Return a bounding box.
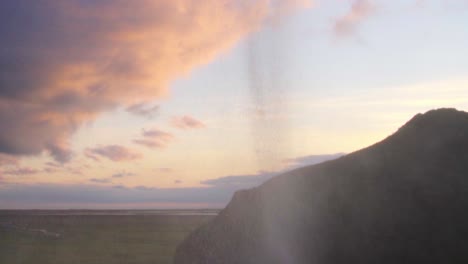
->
[171,115,206,130]
[85,145,142,162]
[334,0,375,37]
[0,0,310,162]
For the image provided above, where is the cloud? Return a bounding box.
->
[43,167,58,174]
[3,167,40,176]
[48,143,74,163]
[67,167,84,176]
[333,0,375,37]
[135,186,156,191]
[0,154,19,167]
[202,154,343,188]
[133,139,167,149]
[171,115,206,130]
[142,129,174,139]
[45,162,62,168]
[0,153,342,208]
[85,145,142,162]
[133,128,174,149]
[282,153,345,169]
[201,171,274,189]
[89,178,112,184]
[126,103,159,119]
[111,171,136,178]
[0,0,309,162]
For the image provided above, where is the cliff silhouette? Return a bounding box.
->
[175,108,468,264]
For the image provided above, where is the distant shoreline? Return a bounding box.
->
[0,209,221,216]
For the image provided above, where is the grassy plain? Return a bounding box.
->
[0,211,215,264]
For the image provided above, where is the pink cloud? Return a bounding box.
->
[43,167,58,174]
[134,128,174,149]
[126,103,159,119]
[85,145,142,162]
[0,154,19,166]
[142,129,174,140]
[171,116,206,130]
[3,167,40,176]
[0,0,309,163]
[133,139,167,149]
[45,162,62,168]
[334,0,375,37]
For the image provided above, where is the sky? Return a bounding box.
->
[0,0,467,209]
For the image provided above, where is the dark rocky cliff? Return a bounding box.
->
[175,108,468,264]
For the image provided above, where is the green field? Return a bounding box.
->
[0,211,215,264]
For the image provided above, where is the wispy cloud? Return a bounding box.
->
[133,128,174,149]
[202,154,343,188]
[111,171,136,178]
[333,0,375,37]
[43,167,58,174]
[171,115,206,130]
[282,153,345,169]
[201,171,274,189]
[85,145,142,162]
[3,167,40,176]
[45,162,62,168]
[133,139,167,149]
[0,153,341,209]
[89,178,112,184]
[126,103,159,119]
[0,154,18,166]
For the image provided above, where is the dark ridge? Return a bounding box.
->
[174,108,468,264]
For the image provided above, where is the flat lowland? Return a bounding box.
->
[0,210,217,264]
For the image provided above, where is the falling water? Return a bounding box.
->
[246,14,296,264]
[246,23,292,173]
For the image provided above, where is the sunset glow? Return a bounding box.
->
[1,0,467,209]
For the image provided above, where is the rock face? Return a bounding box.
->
[174,108,468,264]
